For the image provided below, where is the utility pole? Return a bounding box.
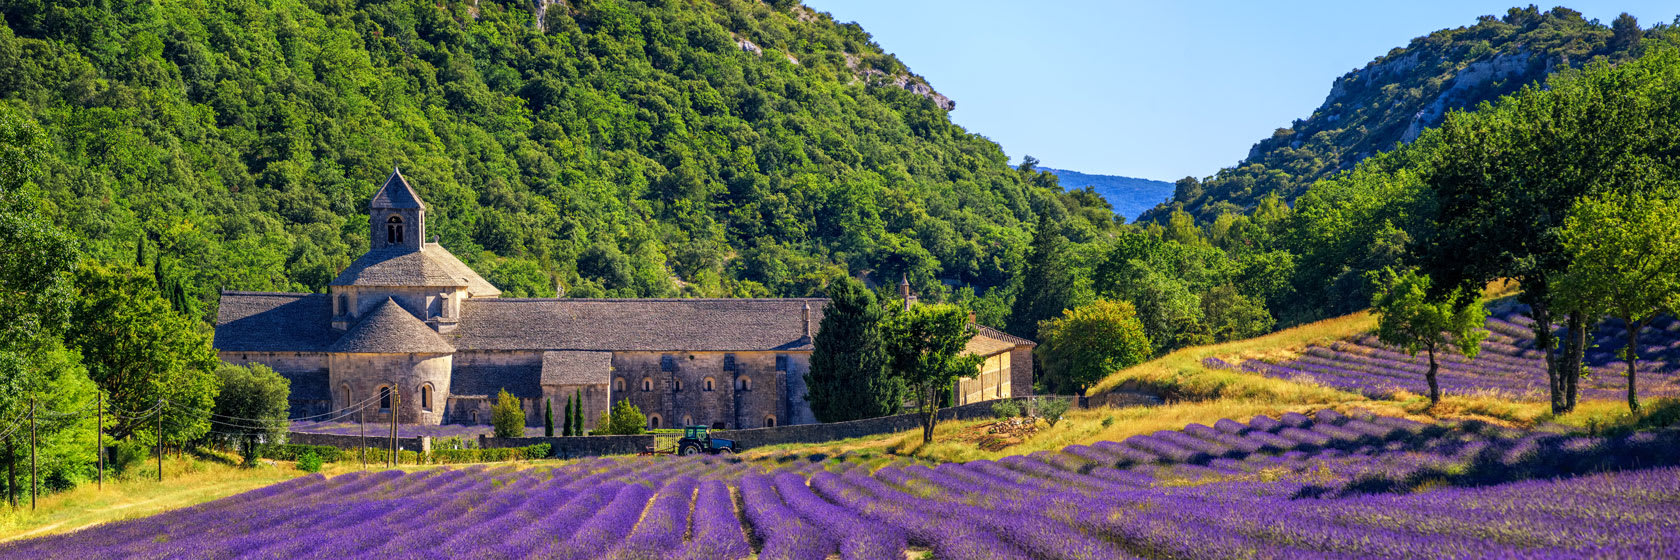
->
[6,433,14,510]
[97,392,103,489]
[388,388,396,468]
[359,407,366,469]
[29,398,37,510]
[156,399,164,483]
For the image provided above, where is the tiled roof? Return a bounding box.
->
[370,168,425,209]
[448,298,828,352]
[976,325,1037,348]
[541,351,614,385]
[214,292,339,352]
[327,298,456,354]
[964,335,1017,357]
[450,360,541,398]
[328,244,501,297]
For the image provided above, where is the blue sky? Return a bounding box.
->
[801,1,1680,181]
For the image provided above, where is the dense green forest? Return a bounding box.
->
[1144,6,1672,223]
[0,0,1121,313]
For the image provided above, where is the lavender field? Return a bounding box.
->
[1230,308,1680,400]
[8,409,1678,559]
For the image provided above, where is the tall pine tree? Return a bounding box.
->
[1008,216,1083,340]
[572,389,584,436]
[805,277,900,422]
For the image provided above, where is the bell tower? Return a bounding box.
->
[369,167,425,251]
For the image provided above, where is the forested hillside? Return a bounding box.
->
[1145,6,1665,222]
[0,0,1117,314]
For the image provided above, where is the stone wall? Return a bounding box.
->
[1009,346,1035,397]
[223,352,330,419]
[956,351,1012,406]
[287,431,424,452]
[540,383,608,431]
[329,352,453,425]
[478,434,656,459]
[714,395,1082,450]
[610,351,810,431]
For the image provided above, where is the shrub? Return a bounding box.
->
[491,388,526,438]
[1036,397,1071,427]
[110,440,150,474]
[261,444,342,463]
[596,400,647,435]
[296,451,323,473]
[991,399,1022,419]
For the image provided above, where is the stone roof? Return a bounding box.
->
[328,243,501,297]
[370,168,425,209]
[214,292,340,352]
[448,298,828,352]
[327,298,457,354]
[976,325,1037,348]
[964,335,1017,357]
[542,351,614,385]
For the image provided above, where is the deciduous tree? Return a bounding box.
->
[885,304,983,443]
[208,363,289,465]
[1035,300,1152,394]
[1372,269,1488,406]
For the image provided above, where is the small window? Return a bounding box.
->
[712,421,726,430]
[682,415,693,427]
[775,354,788,372]
[339,384,352,409]
[386,215,404,244]
[660,354,676,371]
[703,377,715,392]
[470,410,478,423]
[641,377,653,392]
[648,414,662,430]
[764,415,776,428]
[723,354,737,371]
[614,377,626,392]
[738,377,752,392]
[378,386,392,411]
[420,384,434,411]
[674,379,683,392]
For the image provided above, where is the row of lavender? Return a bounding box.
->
[7,410,1677,559]
[1228,307,1680,400]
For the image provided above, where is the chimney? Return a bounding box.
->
[802,302,812,339]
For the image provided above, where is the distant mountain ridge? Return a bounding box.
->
[1038,167,1173,223]
[1140,6,1664,223]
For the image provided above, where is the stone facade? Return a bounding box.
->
[214,169,1036,431]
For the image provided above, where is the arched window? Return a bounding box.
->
[378,385,392,411]
[339,384,352,410]
[682,415,693,427]
[386,215,404,244]
[420,384,434,411]
[648,414,662,430]
[614,377,626,392]
[674,379,683,392]
[737,377,752,392]
[703,377,715,392]
[764,415,777,428]
[641,377,653,392]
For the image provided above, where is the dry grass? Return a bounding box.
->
[1085,311,1376,403]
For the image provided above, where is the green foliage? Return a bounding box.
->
[884,303,984,443]
[208,362,290,465]
[595,400,647,436]
[1034,397,1071,427]
[1553,189,1680,412]
[67,263,218,445]
[1154,7,1655,223]
[990,399,1022,419]
[490,389,525,439]
[1372,269,1489,405]
[571,390,584,436]
[427,444,549,464]
[1035,300,1152,394]
[544,398,554,438]
[1007,217,1085,340]
[806,277,899,422]
[0,0,1113,307]
[296,451,323,473]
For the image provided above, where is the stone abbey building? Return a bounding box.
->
[214,170,1035,430]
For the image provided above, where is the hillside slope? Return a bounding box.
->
[1038,167,1171,223]
[1143,6,1656,222]
[0,0,1113,313]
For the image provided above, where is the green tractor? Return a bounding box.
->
[677,425,737,456]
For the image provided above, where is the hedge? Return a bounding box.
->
[260,443,549,465]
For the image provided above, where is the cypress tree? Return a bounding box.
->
[805,277,899,422]
[572,389,583,435]
[544,398,555,437]
[561,396,572,437]
[1008,216,1081,340]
